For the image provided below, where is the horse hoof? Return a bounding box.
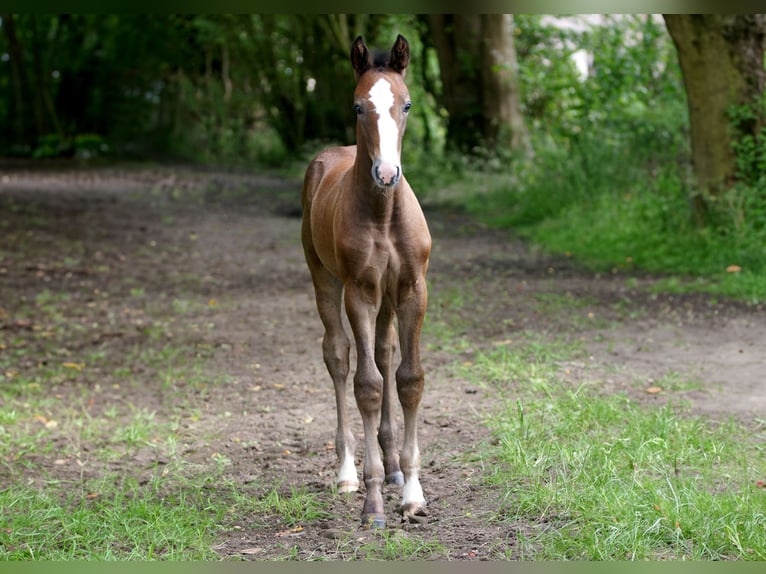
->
[337,480,359,494]
[360,514,386,530]
[399,504,428,524]
[385,471,404,486]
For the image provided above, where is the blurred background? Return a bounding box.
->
[1,14,765,300]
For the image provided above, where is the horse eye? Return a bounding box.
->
[353,104,363,115]
[404,102,412,113]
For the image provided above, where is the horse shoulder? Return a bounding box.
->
[303,146,355,203]
[395,182,431,252]
[304,146,358,278]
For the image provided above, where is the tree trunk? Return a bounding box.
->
[427,14,483,153]
[2,13,27,145]
[663,14,766,222]
[31,17,64,137]
[427,14,530,156]
[480,14,531,156]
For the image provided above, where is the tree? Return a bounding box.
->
[0,15,493,162]
[480,14,531,156]
[663,14,766,222]
[425,14,530,156]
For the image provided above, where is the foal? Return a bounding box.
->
[301,34,431,529]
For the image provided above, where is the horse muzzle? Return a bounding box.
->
[372,160,401,187]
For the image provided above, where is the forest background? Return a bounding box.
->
[2,13,766,301]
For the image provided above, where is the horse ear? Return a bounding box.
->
[351,35,371,81]
[389,34,410,77]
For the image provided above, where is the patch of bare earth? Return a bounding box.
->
[1,163,763,560]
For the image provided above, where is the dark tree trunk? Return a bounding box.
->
[480,14,531,156]
[2,14,28,145]
[664,14,766,223]
[427,14,484,153]
[426,14,530,156]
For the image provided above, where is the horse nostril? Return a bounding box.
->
[373,162,400,186]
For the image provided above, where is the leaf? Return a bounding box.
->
[275,526,304,537]
[62,362,85,371]
[240,547,263,555]
[35,414,59,428]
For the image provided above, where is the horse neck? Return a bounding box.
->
[351,140,399,222]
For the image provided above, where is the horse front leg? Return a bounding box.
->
[376,298,404,487]
[345,281,387,529]
[395,277,428,520]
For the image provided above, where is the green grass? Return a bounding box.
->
[0,473,333,560]
[465,343,766,560]
[444,127,766,304]
[236,486,332,528]
[0,475,227,559]
[353,530,450,561]
[524,185,766,304]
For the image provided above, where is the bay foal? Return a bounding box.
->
[301,35,431,529]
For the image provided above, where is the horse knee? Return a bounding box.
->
[354,370,384,409]
[323,333,350,375]
[396,366,424,408]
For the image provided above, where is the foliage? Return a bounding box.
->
[0,14,446,168]
[728,95,766,191]
[3,14,766,298]
[451,15,766,302]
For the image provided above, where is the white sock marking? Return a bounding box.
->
[402,475,425,508]
[337,446,359,488]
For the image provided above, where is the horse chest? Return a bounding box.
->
[338,231,404,284]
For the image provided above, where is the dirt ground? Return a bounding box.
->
[1,162,764,560]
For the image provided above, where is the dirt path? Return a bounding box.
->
[1,163,763,560]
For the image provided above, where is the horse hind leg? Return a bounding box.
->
[375,299,404,487]
[325,328,358,494]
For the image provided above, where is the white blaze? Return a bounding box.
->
[368,78,400,166]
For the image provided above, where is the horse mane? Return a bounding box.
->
[371,50,390,69]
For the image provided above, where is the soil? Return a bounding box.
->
[0,161,764,561]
